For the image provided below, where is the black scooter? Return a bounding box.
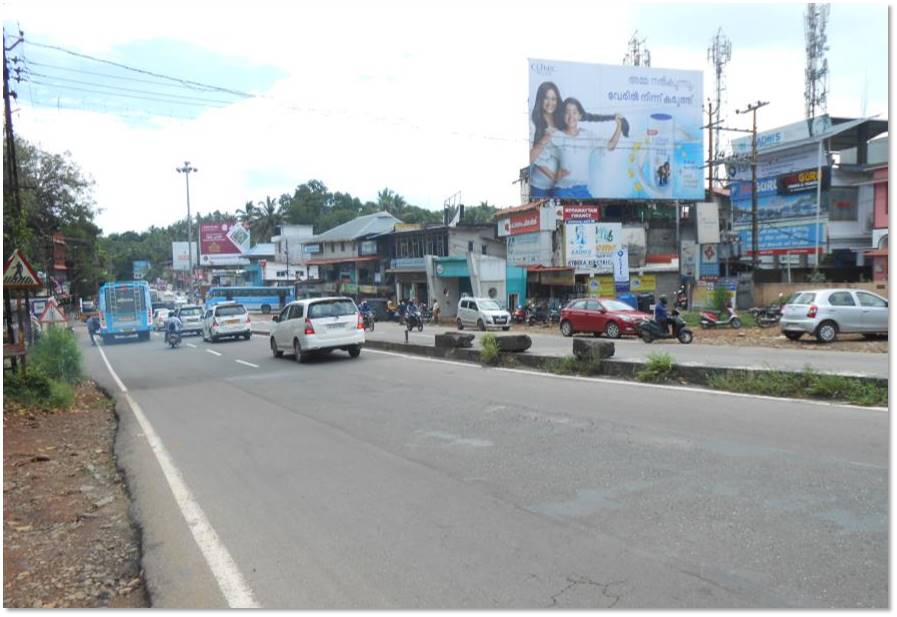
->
[638,310,693,344]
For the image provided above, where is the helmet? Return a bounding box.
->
[659,295,668,305]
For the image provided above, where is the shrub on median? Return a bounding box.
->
[480,333,500,366]
[636,352,676,383]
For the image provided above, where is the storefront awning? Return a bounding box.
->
[304,256,381,266]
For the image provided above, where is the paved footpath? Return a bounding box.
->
[252,321,888,379]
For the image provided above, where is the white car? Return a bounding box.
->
[174,304,204,336]
[456,297,512,331]
[152,308,171,331]
[780,288,889,342]
[202,303,252,342]
[269,297,364,363]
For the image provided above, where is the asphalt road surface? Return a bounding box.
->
[349,322,889,378]
[84,327,887,608]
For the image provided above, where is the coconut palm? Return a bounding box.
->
[252,195,283,243]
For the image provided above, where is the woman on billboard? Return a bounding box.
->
[529,82,564,198]
[553,97,626,199]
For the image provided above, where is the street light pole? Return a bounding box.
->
[176,161,198,273]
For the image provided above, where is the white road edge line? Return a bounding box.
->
[364,348,888,412]
[235,360,259,368]
[94,345,260,608]
[186,343,197,348]
[206,349,223,357]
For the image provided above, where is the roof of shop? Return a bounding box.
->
[494,200,549,219]
[307,212,403,243]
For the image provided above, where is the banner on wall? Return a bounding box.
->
[528,58,704,200]
[565,222,622,274]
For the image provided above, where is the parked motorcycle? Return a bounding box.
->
[512,305,528,324]
[420,306,434,323]
[749,294,785,328]
[638,309,693,344]
[548,307,561,324]
[527,305,549,326]
[405,309,424,332]
[700,305,742,329]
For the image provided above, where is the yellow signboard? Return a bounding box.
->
[630,274,656,292]
[588,275,615,297]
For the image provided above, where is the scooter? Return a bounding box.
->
[165,329,182,348]
[638,310,693,344]
[700,305,742,329]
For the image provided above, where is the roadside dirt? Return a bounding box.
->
[3,380,149,608]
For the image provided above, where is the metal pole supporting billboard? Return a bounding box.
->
[176,161,198,270]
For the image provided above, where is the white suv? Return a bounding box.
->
[174,304,204,336]
[456,297,512,331]
[269,297,364,363]
[202,303,251,342]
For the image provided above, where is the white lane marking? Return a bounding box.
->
[206,349,223,357]
[95,345,260,608]
[235,360,259,368]
[363,348,888,412]
[186,343,197,349]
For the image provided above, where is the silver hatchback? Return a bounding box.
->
[780,288,888,343]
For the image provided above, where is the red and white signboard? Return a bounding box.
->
[508,212,540,236]
[38,297,67,324]
[3,249,43,290]
[563,205,601,222]
[199,222,251,266]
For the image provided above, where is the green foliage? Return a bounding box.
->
[711,286,731,312]
[544,354,604,376]
[4,368,75,410]
[28,325,83,384]
[636,352,675,383]
[480,333,500,365]
[707,368,887,407]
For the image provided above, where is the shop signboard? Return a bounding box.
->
[727,143,823,182]
[700,243,720,279]
[588,275,616,297]
[529,58,704,200]
[508,211,540,236]
[731,115,831,156]
[506,231,554,266]
[776,167,831,195]
[680,240,697,279]
[565,222,622,274]
[539,270,575,286]
[390,257,426,271]
[630,274,656,292]
[695,202,720,244]
[563,205,601,222]
[199,222,251,266]
[731,178,829,225]
[737,222,825,255]
[302,242,321,254]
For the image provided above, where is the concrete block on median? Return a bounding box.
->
[572,338,615,361]
[494,335,532,353]
[435,332,475,348]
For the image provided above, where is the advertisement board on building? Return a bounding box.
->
[630,274,656,292]
[731,115,831,156]
[132,260,150,280]
[680,240,697,278]
[528,58,704,201]
[731,178,829,225]
[507,231,554,266]
[508,211,540,236]
[695,202,720,244]
[564,222,622,273]
[727,144,823,182]
[737,222,825,255]
[303,243,321,255]
[588,275,616,297]
[171,242,198,271]
[359,240,378,256]
[700,244,720,279]
[613,248,629,282]
[199,222,251,266]
[563,205,601,222]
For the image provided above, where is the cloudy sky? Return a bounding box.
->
[4,0,889,234]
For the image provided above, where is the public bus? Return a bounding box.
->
[204,286,295,314]
[97,280,153,343]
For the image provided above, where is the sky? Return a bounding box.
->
[3,0,889,235]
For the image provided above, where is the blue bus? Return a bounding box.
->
[98,280,153,342]
[205,286,295,314]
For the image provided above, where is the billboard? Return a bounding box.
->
[528,58,703,200]
[199,222,251,266]
[507,231,554,266]
[731,115,831,156]
[737,222,825,255]
[171,242,198,271]
[133,260,150,280]
[564,222,622,274]
[727,143,822,182]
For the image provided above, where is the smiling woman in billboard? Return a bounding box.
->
[553,98,626,199]
[529,81,565,198]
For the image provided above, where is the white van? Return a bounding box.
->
[456,297,511,331]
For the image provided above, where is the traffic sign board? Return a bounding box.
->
[3,249,43,290]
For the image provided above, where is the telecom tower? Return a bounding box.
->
[804,3,830,129]
[707,28,732,188]
[623,31,651,67]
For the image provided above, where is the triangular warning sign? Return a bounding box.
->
[39,297,67,324]
[4,249,43,290]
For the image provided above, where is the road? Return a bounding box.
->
[84,327,887,608]
[344,322,889,378]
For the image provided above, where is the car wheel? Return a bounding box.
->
[348,345,361,359]
[502,326,510,331]
[784,331,803,341]
[271,338,283,358]
[245,333,252,340]
[605,321,621,339]
[457,318,464,330]
[815,321,838,343]
[560,320,573,337]
[293,339,306,363]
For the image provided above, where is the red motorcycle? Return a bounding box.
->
[700,304,742,329]
[512,305,527,324]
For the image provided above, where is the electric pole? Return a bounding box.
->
[4,29,23,225]
[176,162,198,272]
[736,101,769,272]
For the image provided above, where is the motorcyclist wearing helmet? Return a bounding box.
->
[654,295,670,334]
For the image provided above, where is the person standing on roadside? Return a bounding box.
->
[86,314,101,345]
[432,299,440,323]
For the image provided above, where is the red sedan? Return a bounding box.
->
[559,297,651,338]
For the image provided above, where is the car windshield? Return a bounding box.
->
[479,300,501,311]
[179,307,202,317]
[216,305,246,317]
[309,299,357,318]
[601,300,637,312]
[789,293,816,305]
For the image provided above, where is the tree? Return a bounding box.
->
[235,200,257,224]
[252,195,283,243]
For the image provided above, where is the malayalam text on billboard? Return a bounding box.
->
[529,58,703,201]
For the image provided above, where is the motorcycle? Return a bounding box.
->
[548,307,561,324]
[512,305,528,324]
[638,309,693,344]
[700,305,742,329]
[362,311,375,332]
[527,305,549,326]
[165,329,181,348]
[405,309,424,332]
[749,294,785,328]
[420,306,434,323]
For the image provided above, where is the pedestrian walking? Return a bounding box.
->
[86,314,101,345]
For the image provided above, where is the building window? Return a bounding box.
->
[341,242,346,251]
[482,244,487,255]
[468,241,474,252]
[829,187,858,222]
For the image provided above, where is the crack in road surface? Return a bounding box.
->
[547,575,627,609]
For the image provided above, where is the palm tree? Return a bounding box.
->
[376,188,407,215]
[252,195,283,243]
[235,200,257,224]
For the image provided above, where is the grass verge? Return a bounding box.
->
[707,368,887,407]
[636,352,676,382]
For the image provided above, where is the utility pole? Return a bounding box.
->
[176,162,198,272]
[736,101,769,272]
[705,100,716,192]
[3,29,23,225]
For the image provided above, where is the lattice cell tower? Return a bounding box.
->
[707,28,732,187]
[623,31,651,67]
[804,3,830,126]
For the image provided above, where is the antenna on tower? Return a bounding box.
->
[707,28,732,188]
[623,31,651,67]
[804,3,831,133]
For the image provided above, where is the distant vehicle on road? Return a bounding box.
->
[202,303,252,342]
[559,297,651,338]
[780,288,888,343]
[456,297,511,331]
[79,298,98,322]
[205,286,295,314]
[174,304,204,336]
[269,296,363,363]
[152,308,171,331]
[98,280,153,343]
